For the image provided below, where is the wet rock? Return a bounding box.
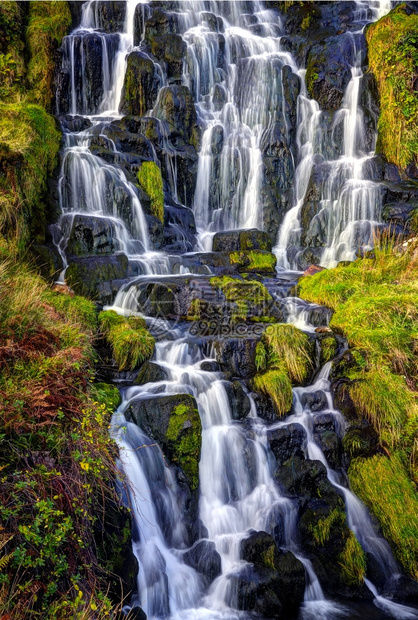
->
[297,247,324,271]
[302,390,328,412]
[235,530,305,617]
[315,430,341,469]
[163,203,196,252]
[62,214,124,257]
[149,33,186,81]
[200,361,221,372]
[277,456,339,505]
[153,85,198,145]
[214,338,258,379]
[123,608,147,620]
[183,540,222,582]
[313,413,335,432]
[382,574,418,603]
[382,201,418,234]
[142,7,180,44]
[306,34,356,110]
[58,115,92,133]
[119,51,160,117]
[94,1,126,32]
[212,229,272,253]
[267,423,306,464]
[128,393,201,490]
[134,361,168,385]
[65,253,129,302]
[31,243,64,282]
[224,380,251,420]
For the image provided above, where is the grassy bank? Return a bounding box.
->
[298,241,418,577]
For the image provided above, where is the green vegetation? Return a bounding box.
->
[298,240,418,478]
[166,401,202,491]
[229,250,277,273]
[99,310,155,371]
[299,241,418,578]
[253,324,313,416]
[320,335,337,363]
[339,531,367,586]
[310,507,345,546]
[366,4,418,168]
[137,160,164,223]
[349,455,418,579]
[27,1,72,108]
[210,275,272,322]
[0,103,61,250]
[0,261,128,617]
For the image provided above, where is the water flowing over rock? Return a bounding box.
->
[51,1,418,618]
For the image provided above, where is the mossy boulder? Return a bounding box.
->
[119,51,159,117]
[229,250,277,274]
[134,361,168,385]
[212,229,272,253]
[98,310,155,372]
[128,393,201,490]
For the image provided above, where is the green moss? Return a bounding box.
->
[255,341,267,371]
[210,275,272,322]
[166,402,201,490]
[26,1,72,109]
[320,336,337,363]
[366,4,418,169]
[229,250,277,273]
[310,507,346,546]
[260,544,276,570]
[339,531,367,586]
[137,160,164,223]
[349,454,418,579]
[91,382,122,413]
[99,310,155,371]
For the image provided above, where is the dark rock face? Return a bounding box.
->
[183,540,222,582]
[267,423,306,464]
[302,390,328,412]
[153,85,198,145]
[306,34,356,111]
[234,530,305,617]
[214,338,259,379]
[149,33,186,81]
[94,1,127,32]
[212,229,272,253]
[119,51,160,117]
[224,380,252,420]
[62,214,124,257]
[65,253,129,303]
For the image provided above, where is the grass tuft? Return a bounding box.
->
[99,310,155,371]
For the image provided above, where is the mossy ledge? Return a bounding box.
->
[99,309,155,371]
[137,160,165,223]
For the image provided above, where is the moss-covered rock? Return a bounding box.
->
[149,33,186,81]
[153,85,198,144]
[229,250,277,274]
[119,51,159,117]
[212,229,272,253]
[98,310,155,372]
[128,393,201,490]
[65,253,129,302]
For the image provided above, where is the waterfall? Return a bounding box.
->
[53,1,418,618]
[274,0,391,270]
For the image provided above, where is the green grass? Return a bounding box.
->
[137,160,164,223]
[349,454,418,579]
[26,1,72,109]
[210,275,272,321]
[252,324,313,416]
[366,4,418,169]
[298,240,418,477]
[99,310,155,371]
[339,531,367,586]
[310,507,345,546]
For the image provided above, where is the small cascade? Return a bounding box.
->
[274,0,392,270]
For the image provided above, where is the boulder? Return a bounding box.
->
[93,1,126,32]
[153,85,198,145]
[119,51,160,117]
[183,540,222,582]
[223,380,252,420]
[62,214,125,257]
[214,338,259,379]
[134,361,168,385]
[301,390,328,412]
[149,33,186,81]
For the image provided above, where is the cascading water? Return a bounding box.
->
[275,0,392,270]
[53,1,418,618]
